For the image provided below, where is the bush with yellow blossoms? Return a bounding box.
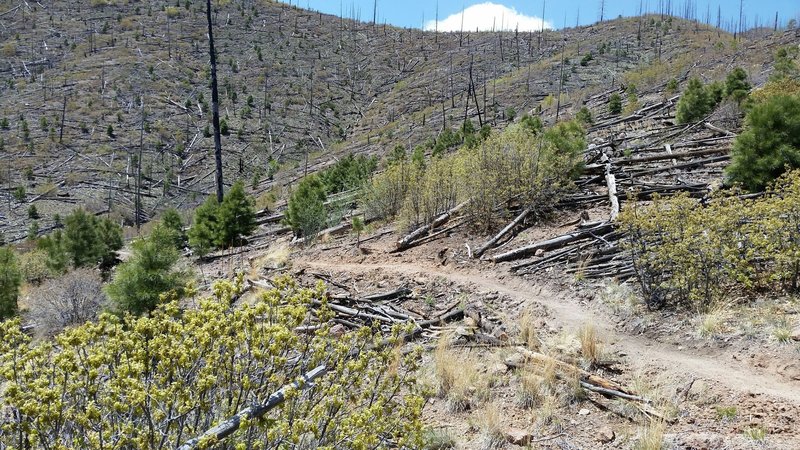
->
[0,276,425,449]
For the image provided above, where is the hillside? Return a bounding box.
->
[0,0,795,241]
[3,1,800,449]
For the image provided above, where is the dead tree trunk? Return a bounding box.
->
[177,366,327,450]
[605,164,619,221]
[473,206,532,258]
[395,200,469,251]
[206,0,224,202]
[491,223,614,263]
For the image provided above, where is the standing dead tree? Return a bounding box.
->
[206,0,224,202]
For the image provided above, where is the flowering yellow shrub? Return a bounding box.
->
[620,170,800,311]
[0,276,424,449]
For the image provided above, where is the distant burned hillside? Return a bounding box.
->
[0,0,796,241]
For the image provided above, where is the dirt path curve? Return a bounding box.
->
[299,259,800,404]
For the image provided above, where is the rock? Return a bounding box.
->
[791,326,800,342]
[330,324,346,338]
[676,432,724,450]
[454,326,473,337]
[777,363,800,381]
[534,249,545,257]
[504,352,526,369]
[505,428,534,446]
[578,408,590,416]
[491,363,509,375]
[596,427,615,443]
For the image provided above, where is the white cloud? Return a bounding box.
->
[424,2,552,32]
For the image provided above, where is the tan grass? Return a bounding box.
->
[578,323,602,366]
[434,336,486,412]
[475,402,505,450]
[634,420,665,450]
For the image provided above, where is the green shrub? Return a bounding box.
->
[106,224,188,315]
[285,175,327,238]
[0,247,21,320]
[27,204,39,219]
[18,249,54,284]
[609,93,622,115]
[27,221,39,241]
[676,77,714,124]
[373,120,585,232]
[621,170,800,310]
[576,107,594,126]
[61,209,122,271]
[725,68,751,104]
[0,278,425,449]
[188,181,256,254]
[727,94,800,191]
[216,182,256,247]
[318,153,377,195]
[12,186,25,202]
[666,78,679,95]
[161,208,186,249]
[387,144,407,166]
[187,197,219,256]
[770,46,799,82]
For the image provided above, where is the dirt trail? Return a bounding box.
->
[299,259,800,404]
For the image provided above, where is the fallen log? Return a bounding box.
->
[629,154,729,177]
[177,365,327,450]
[703,122,736,137]
[474,206,533,258]
[395,200,469,251]
[311,299,396,324]
[362,287,412,302]
[613,146,726,165]
[605,164,619,222]
[491,223,614,263]
[511,347,633,395]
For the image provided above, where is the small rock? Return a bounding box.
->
[505,428,534,446]
[534,249,545,257]
[455,326,472,337]
[596,426,615,443]
[504,352,526,369]
[791,326,800,342]
[491,363,509,375]
[330,324,346,338]
[578,408,590,416]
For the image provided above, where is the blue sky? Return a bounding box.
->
[291,1,800,31]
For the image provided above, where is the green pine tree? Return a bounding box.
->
[676,77,713,124]
[0,247,21,320]
[285,175,327,238]
[63,209,100,268]
[106,224,188,315]
[161,208,187,249]
[217,181,256,248]
[36,230,69,274]
[727,94,800,191]
[188,197,220,257]
[725,68,751,104]
[608,93,623,115]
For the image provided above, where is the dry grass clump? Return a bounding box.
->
[518,311,541,350]
[421,428,456,449]
[518,357,557,408]
[600,280,639,317]
[434,336,488,412]
[634,420,665,450]
[475,402,505,450]
[697,308,727,338]
[578,323,603,366]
